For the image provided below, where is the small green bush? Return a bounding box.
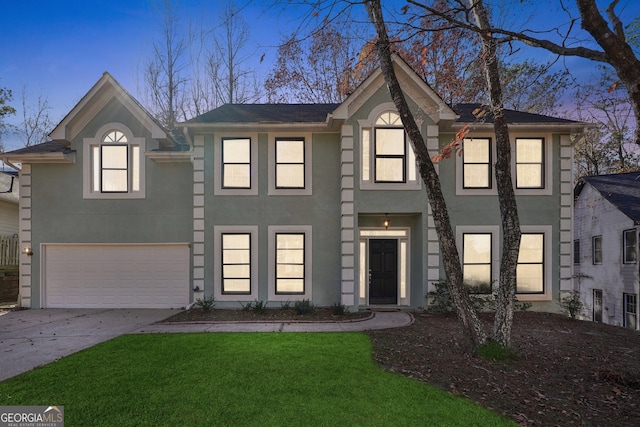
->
[330,302,348,315]
[560,290,584,319]
[476,340,518,361]
[426,280,530,313]
[294,299,316,315]
[280,300,292,310]
[194,295,216,311]
[242,299,267,314]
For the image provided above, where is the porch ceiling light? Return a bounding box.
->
[383,214,390,229]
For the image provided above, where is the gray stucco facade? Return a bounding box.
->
[2,58,584,311]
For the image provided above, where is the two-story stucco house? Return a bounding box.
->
[574,172,640,329]
[1,56,584,311]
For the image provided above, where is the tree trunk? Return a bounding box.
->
[365,0,487,349]
[470,0,521,348]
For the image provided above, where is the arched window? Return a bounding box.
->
[84,123,145,199]
[361,109,416,186]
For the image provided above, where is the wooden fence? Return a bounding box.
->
[0,234,19,266]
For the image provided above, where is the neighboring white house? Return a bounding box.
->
[574,172,640,330]
[0,171,19,236]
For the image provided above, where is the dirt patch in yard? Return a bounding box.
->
[368,311,640,426]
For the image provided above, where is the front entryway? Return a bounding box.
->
[368,239,398,304]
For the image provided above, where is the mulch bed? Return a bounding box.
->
[367,311,640,426]
[163,307,372,322]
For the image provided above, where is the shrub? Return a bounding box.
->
[242,299,267,314]
[280,300,292,310]
[294,299,315,315]
[330,302,347,315]
[426,280,530,313]
[194,295,216,311]
[560,290,584,319]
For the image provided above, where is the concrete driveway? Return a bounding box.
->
[0,308,177,382]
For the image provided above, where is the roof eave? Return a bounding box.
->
[1,152,76,164]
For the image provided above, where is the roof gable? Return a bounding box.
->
[330,54,458,124]
[577,172,640,224]
[49,72,169,144]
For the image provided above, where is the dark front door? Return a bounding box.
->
[369,239,398,305]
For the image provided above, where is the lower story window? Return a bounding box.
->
[624,293,637,329]
[517,233,544,293]
[275,233,305,294]
[221,233,251,294]
[462,233,492,294]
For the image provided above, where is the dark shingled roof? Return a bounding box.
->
[4,141,75,156]
[577,172,640,224]
[184,103,341,124]
[453,103,581,124]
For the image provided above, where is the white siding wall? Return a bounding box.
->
[0,199,18,236]
[574,183,638,327]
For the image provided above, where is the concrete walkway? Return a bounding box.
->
[0,309,413,382]
[134,311,414,333]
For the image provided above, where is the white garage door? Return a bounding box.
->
[43,244,190,309]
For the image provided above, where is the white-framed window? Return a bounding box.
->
[213,226,258,302]
[214,133,258,195]
[592,235,603,265]
[268,133,312,195]
[515,138,544,189]
[517,233,545,294]
[462,233,493,294]
[623,228,637,264]
[268,225,312,301]
[623,293,637,329]
[462,138,492,189]
[83,123,145,199]
[456,225,552,301]
[359,104,420,190]
[455,133,552,196]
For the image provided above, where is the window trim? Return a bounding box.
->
[454,132,553,196]
[462,137,492,190]
[455,225,552,301]
[214,133,258,196]
[515,137,545,189]
[592,235,603,265]
[268,133,312,196]
[623,228,637,264]
[268,225,312,301]
[83,123,145,199]
[359,103,421,191]
[516,232,546,295]
[213,226,258,302]
[623,293,638,329]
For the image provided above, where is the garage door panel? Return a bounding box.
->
[44,244,189,309]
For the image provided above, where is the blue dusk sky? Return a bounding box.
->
[1,0,639,151]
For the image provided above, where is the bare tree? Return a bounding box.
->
[365,0,488,348]
[0,84,16,152]
[210,2,262,104]
[15,86,55,147]
[142,0,189,127]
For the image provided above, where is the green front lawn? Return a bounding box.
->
[0,333,513,426]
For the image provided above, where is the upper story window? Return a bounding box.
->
[83,124,145,199]
[276,138,305,188]
[360,107,420,190]
[456,133,552,196]
[462,138,491,189]
[222,137,251,189]
[516,138,544,189]
[214,133,258,196]
[593,235,603,264]
[623,229,637,264]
